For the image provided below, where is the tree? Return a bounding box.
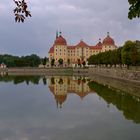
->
[1,54,41,67]
[116,47,122,65]
[128,0,140,19]
[51,59,55,67]
[67,59,70,66]
[77,59,81,67]
[14,0,31,22]
[121,41,134,67]
[82,61,86,67]
[42,57,47,67]
[58,58,63,66]
[12,0,140,22]
[131,45,138,65]
[135,41,140,65]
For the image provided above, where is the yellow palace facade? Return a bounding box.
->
[48,32,117,66]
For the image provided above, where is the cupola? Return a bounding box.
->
[54,32,67,45]
[103,32,115,45]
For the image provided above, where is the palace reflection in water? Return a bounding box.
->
[48,76,93,108]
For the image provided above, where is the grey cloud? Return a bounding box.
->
[0,0,140,56]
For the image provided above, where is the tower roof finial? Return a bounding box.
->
[59,31,62,36]
[107,32,110,37]
[56,30,58,38]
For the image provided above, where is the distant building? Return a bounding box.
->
[0,63,7,68]
[48,32,117,67]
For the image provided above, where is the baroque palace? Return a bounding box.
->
[49,32,117,66]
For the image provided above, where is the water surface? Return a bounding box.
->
[0,75,140,140]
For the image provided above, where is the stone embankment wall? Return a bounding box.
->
[89,74,140,97]
[89,67,140,82]
[7,68,73,76]
[1,67,140,82]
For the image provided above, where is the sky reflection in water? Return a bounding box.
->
[0,75,140,140]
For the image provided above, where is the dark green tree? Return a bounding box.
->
[77,59,81,67]
[121,41,134,67]
[0,54,41,67]
[128,0,140,19]
[58,58,63,66]
[43,57,47,67]
[51,59,55,67]
[67,59,70,66]
[82,61,86,67]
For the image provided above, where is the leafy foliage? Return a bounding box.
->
[12,0,140,22]
[121,41,140,66]
[0,54,41,67]
[67,59,70,65]
[128,0,140,19]
[88,49,122,66]
[82,61,86,67]
[51,59,55,67]
[58,58,63,66]
[13,0,31,22]
[42,57,48,67]
[121,41,133,66]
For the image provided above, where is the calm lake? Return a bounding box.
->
[0,75,140,140]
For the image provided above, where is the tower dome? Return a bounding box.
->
[54,32,67,45]
[103,32,115,45]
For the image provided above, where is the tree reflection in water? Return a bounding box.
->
[88,81,140,124]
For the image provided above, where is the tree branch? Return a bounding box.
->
[13,0,31,23]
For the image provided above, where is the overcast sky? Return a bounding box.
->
[0,0,140,57]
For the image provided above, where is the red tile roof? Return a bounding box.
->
[103,35,115,45]
[90,46,102,50]
[76,40,89,48]
[54,35,67,45]
[67,46,76,49]
[49,46,54,53]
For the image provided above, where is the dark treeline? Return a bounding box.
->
[88,40,140,66]
[0,54,42,67]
